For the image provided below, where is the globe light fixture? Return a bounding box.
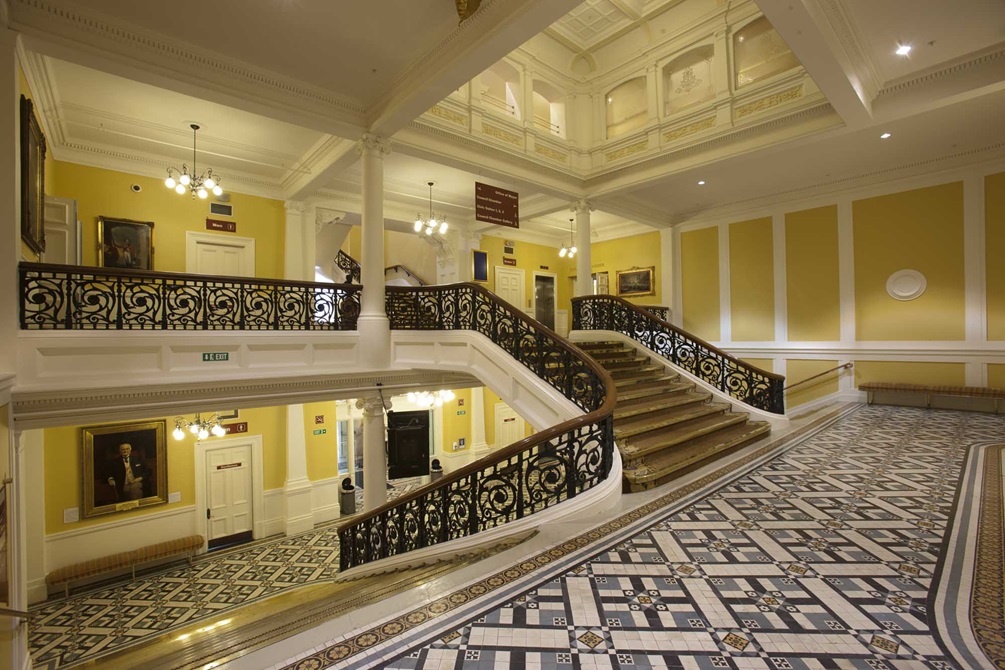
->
[172,413,228,440]
[407,389,456,408]
[165,124,224,199]
[559,218,577,258]
[415,182,448,236]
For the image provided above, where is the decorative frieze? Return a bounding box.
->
[605,140,648,162]
[429,105,467,126]
[535,144,568,162]
[735,85,803,118]
[663,116,716,143]
[482,124,523,146]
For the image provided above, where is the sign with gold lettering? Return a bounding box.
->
[475,182,519,228]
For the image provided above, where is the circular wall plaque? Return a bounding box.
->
[886,269,926,301]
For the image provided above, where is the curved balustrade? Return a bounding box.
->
[573,294,784,415]
[336,249,361,284]
[338,283,617,571]
[19,263,361,330]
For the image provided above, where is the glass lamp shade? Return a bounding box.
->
[179,174,191,186]
[172,426,185,441]
[165,177,177,189]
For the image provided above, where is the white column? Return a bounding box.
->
[283,404,313,535]
[964,173,987,386]
[660,229,674,317]
[4,429,29,669]
[470,387,488,454]
[356,394,389,512]
[712,29,730,97]
[573,200,593,297]
[0,29,18,377]
[283,200,309,281]
[358,134,391,369]
[23,429,44,605]
[646,62,660,123]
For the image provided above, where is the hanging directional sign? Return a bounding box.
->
[475,182,519,228]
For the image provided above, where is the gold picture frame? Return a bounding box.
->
[20,95,47,255]
[82,421,168,518]
[98,217,155,270]
[616,266,655,297]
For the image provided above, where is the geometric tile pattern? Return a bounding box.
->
[378,407,1004,670]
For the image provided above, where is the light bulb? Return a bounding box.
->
[197,188,208,199]
[179,174,191,186]
[165,177,177,189]
[173,426,185,441]
[569,250,576,258]
[175,184,187,195]
[212,424,225,437]
[559,247,567,257]
[408,392,416,401]
[570,245,577,255]
[414,219,424,232]
[212,185,223,196]
[198,428,209,440]
[435,396,443,407]
[204,177,216,189]
[444,390,455,401]
[439,222,448,235]
[189,423,199,435]
[425,225,434,236]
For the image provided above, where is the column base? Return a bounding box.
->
[283,477,314,536]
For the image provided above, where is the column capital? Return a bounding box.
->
[357,133,391,157]
[355,393,390,415]
[570,199,594,214]
[315,207,345,233]
[284,200,308,214]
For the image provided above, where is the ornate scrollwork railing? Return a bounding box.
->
[573,294,784,415]
[641,305,670,321]
[19,262,361,330]
[338,283,616,572]
[336,249,361,284]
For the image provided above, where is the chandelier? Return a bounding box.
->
[559,218,577,258]
[172,413,227,440]
[414,181,448,236]
[407,389,456,408]
[164,124,224,200]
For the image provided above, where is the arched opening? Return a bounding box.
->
[733,17,799,88]
[479,60,522,120]
[532,79,566,138]
[663,45,714,115]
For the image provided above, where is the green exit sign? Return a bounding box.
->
[202,352,229,362]
[456,410,466,416]
[313,428,327,436]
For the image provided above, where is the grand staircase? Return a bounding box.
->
[577,341,771,492]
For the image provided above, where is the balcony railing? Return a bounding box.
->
[19,262,361,330]
[573,294,784,415]
[338,283,616,572]
[335,249,361,285]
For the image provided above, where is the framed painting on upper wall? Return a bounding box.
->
[616,266,655,297]
[98,217,155,270]
[20,95,47,255]
[81,420,168,518]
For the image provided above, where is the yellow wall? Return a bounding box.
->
[986,172,1005,340]
[441,388,472,453]
[303,401,340,481]
[479,236,575,313]
[50,161,287,278]
[785,359,839,408]
[589,231,663,305]
[853,182,965,341]
[680,226,720,341]
[786,206,840,341]
[854,361,966,388]
[44,405,286,534]
[988,364,1005,390]
[729,217,774,341]
[738,358,773,372]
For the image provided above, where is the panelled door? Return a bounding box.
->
[42,196,79,264]
[206,443,253,550]
[495,267,525,311]
[494,402,525,449]
[186,231,256,277]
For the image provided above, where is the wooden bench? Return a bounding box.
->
[860,382,1005,412]
[46,534,203,597]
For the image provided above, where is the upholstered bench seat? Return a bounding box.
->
[860,382,1005,410]
[46,534,204,598]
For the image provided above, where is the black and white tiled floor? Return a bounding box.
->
[275,405,1002,670]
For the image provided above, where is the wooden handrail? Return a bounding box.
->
[784,363,853,392]
[0,606,30,621]
[384,264,427,285]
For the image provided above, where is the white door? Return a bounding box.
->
[495,267,525,311]
[206,443,253,548]
[494,402,525,448]
[186,231,256,277]
[42,196,79,264]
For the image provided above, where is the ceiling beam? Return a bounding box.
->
[282,136,359,201]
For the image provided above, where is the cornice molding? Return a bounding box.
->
[876,44,1005,98]
[814,0,882,101]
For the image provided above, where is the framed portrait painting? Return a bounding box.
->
[472,249,489,282]
[20,95,47,255]
[98,217,155,270]
[82,421,168,518]
[616,266,655,297]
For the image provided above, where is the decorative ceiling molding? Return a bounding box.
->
[814,0,882,101]
[876,44,1005,98]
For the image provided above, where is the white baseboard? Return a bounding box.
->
[786,390,862,417]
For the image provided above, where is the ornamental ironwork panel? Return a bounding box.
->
[573,295,784,415]
[337,283,615,572]
[336,250,361,284]
[19,263,361,331]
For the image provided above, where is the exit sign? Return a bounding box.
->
[202,352,229,362]
[313,428,327,436]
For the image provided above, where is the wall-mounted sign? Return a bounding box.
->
[223,422,248,435]
[539,265,549,270]
[457,398,464,406]
[206,218,237,233]
[315,415,324,424]
[503,257,517,266]
[475,182,519,228]
[202,352,229,362]
[503,247,514,255]
[216,462,242,470]
[313,428,327,436]
[456,410,466,416]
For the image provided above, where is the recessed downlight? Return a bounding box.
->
[697,180,706,185]
[895,44,911,56]
[880,132,892,139]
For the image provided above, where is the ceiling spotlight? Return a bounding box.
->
[880,132,892,139]
[697,180,706,185]
[895,44,911,56]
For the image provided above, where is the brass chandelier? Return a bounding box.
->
[164,124,224,200]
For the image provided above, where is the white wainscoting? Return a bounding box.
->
[310,476,343,526]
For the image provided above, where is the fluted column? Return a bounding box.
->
[470,387,488,454]
[572,200,593,297]
[356,394,390,511]
[357,134,392,369]
[283,404,313,535]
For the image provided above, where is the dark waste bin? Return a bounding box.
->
[339,477,356,516]
[430,458,443,482]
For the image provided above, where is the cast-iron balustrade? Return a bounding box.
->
[573,294,784,415]
[336,249,361,284]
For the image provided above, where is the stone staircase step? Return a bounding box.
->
[619,412,750,463]
[601,357,649,371]
[613,374,677,389]
[614,390,710,419]
[614,400,729,439]
[623,421,771,491]
[610,366,664,381]
[576,341,625,351]
[586,349,637,363]
[616,379,687,400]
